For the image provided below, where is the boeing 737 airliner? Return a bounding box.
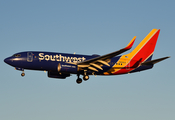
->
[4,29,170,84]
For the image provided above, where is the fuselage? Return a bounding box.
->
[4,51,117,74]
[4,51,153,76]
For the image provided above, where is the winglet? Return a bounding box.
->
[124,36,136,50]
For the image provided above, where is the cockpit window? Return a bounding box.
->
[13,54,21,57]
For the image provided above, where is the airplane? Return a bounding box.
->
[4,29,170,84]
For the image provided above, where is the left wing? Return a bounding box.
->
[77,36,136,72]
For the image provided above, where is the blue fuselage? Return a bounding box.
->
[4,51,121,75]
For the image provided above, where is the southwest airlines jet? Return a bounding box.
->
[4,29,170,84]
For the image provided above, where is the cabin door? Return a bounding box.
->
[27,52,33,62]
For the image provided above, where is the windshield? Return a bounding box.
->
[13,54,21,57]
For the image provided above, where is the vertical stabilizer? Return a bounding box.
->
[111,29,160,75]
[129,29,160,62]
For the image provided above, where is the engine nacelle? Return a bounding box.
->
[48,71,70,79]
[57,63,78,74]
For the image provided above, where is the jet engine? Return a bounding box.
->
[57,63,78,74]
[48,71,70,79]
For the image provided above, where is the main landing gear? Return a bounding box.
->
[83,75,89,81]
[76,74,89,84]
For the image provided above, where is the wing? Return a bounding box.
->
[77,36,136,72]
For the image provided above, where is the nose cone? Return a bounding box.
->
[4,57,11,65]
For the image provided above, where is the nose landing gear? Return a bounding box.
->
[21,71,25,77]
[15,67,25,77]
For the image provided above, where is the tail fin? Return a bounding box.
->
[128,29,160,62]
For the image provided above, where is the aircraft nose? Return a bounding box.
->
[4,57,11,64]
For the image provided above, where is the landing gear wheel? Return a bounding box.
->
[83,75,89,81]
[76,78,82,84]
[21,73,25,77]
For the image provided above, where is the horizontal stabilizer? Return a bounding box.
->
[141,56,170,66]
